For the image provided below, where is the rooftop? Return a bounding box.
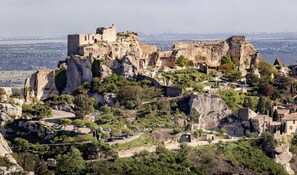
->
[284,113,297,121]
[252,114,272,122]
[276,109,290,115]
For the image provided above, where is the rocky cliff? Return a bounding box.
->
[188,94,231,130]
[25,69,57,101]
[173,36,259,71]
[0,133,24,174]
[25,26,260,97]
[0,88,23,125]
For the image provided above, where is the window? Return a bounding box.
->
[294,120,296,124]
[290,126,293,130]
[85,36,87,41]
[92,36,94,40]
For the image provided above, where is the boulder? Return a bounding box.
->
[0,103,22,118]
[189,94,231,130]
[274,144,294,175]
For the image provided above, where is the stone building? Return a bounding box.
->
[238,108,257,121]
[283,113,297,135]
[251,115,273,134]
[67,24,117,56]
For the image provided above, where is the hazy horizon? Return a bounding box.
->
[1,0,297,37]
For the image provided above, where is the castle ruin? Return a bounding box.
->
[67,24,117,56]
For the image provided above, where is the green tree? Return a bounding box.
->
[291,135,297,145]
[57,147,85,175]
[218,89,242,112]
[73,94,94,118]
[59,118,72,126]
[225,69,242,82]
[246,73,260,87]
[243,96,253,109]
[259,83,274,97]
[13,153,39,172]
[72,119,85,127]
[85,121,98,130]
[14,138,31,152]
[220,55,236,73]
[272,110,280,122]
[257,96,265,114]
[175,55,188,67]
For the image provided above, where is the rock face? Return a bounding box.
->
[26,25,260,96]
[272,133,295,175]
[172,36,258,72]
[0,133,24,174]
[189,94,231,130]
[64,55,93,92]
[0,88,23,125]
[274,143,294,175]
[25,69,57,101]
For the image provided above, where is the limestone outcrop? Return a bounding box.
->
[64,55,93,92]
[274,143,294,175]
[0,88,23,125]
[188,94,231,130]
[172,36,258,72]
[25,69,57,101]
[25,25,260,96]
[0,133,24,174]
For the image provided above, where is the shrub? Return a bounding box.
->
[0,88,6,95]
[73,94,94,118]
[175,55,188,67]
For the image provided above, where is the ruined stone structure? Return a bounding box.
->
[26,25,261,97]
[68,24,117,56]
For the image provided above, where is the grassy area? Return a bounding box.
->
[115,133,157,151]
[162,69,213,88]
[190,140,287,175]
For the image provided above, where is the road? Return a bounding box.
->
[107,132,143,145]
[42,110,76,126]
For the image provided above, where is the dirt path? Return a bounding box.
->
[107,132,143,145]
[118,145,157,158]
[42,110,75,126]
[118,137,240,158]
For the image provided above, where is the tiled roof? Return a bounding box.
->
[284,113,297,121]
[253,115,273,122]
[277,109,290,115]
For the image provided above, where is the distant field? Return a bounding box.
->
[0,70,35,89]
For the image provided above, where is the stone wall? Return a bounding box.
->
[96,24,117,42]
[68,24,116,56]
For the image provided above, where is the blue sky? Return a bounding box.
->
[0,0,296,37]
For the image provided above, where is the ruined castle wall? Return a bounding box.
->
[68,34,103,56]
[96,25,117,42]
[68,34,80,56]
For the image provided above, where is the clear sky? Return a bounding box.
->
[0,0,296,37]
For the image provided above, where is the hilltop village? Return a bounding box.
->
[1,25,297,174]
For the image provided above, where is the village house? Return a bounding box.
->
[283,113,297,135]
[276,108,290,120]
[251,115,273,134]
